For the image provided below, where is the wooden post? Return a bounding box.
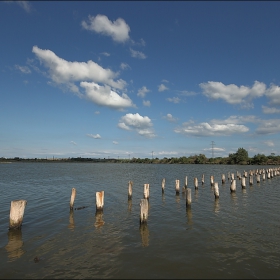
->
[161,178,165,193]
[96,191,104,211]
[144,183,150,199]
[249,175,253,185]
[70,188,76,210]
[194,177,198,189]
[231,173,234,181]
[230,179,236,192]
[128,180,133,199]
[222,174,225,184]
[186,188,191,206]
[185,176,188,188]
[175,179,180,194]
[210,175,214,186]
[214,182,219,198]
[9,200,27,230]
[241,177,246,188]
[201,174,205,185]
[267,172,271,179]
[140,199,149,224]
[228,172,230,181]
[262,173,266,181]
[256,174,260,183]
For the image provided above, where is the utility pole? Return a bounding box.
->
[211,141,215,158]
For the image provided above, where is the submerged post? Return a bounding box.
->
[70,188,76,210]
[96,191,104,211]
[249,175,253,186]
[194,177,198,189]
[230,179,236,192]
[175,179,180,194]
[222,174,225,184]
[144,184,150,199]
[128,180,133,199]
[9,200,27,230]
[201,174,205,185]
[186,188,192,206]
[210,175,214,186]
[241,177,246,189]
[256,174,260,183]
[140,199,149,224]
[214,182,219,198]
[161,178,165,193]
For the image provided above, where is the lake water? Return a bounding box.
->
[0,162,279,279]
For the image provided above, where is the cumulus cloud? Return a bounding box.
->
[143,100,151,107]
[80,81,135,110]
[5,1,32,13]
[15,64,31,74]
[81,14,130,43]
[200,81,266,104]
[113,141,118,145]
[70,141,77,145]
[265,84,280,105]
[255,119,280,135]
[166,97,180,103]
[263,140,274,147]
[174,117,249,137]
[158,84,169,92]
[158,151,178,155]
[120,63,130,70]
[87,133,101,139]
[130,48,147,59]
[118,113,156,138]
[137,86,150,98]
[163,113,177,122]
[262,106,280,114]
[100,52,110,57]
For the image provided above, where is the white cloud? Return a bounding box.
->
[120,63,130,70]
[118,113,156,138]
[262,106,280,114]
[203,147,226,152]
[158,84,169,92]
[265,84,280,105]
[179,90,196,96]
[15,64,31,74]
[81,14,130,43]
[143,100,151,107]
[137,86,150,98]
[166,97,180,103]
[87,133,101,139]
[113,141,118,145]
[32,46,126,90]
[161,79,169,83]
[130,48,147,59]
[95,111,100,114]
[80,81,135,110]
[158,151,178,155]
[199,80,266,104]
[100,52,110,57]
[174,117,249,137]
[163,113,177,122]
[70,141,77,145]
[255,119,280,135]
[263,140,274,147]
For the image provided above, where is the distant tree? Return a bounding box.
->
[228,148,249,164]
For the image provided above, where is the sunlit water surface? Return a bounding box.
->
[0,162,279,279]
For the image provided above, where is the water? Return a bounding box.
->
[0,162,279,279]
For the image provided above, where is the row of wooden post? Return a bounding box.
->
[8,167,280,229]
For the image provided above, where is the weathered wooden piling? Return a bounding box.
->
[140,199,149,224]
[9,200,27,230]
[210,175,214,186]
[144,184,150,199]
[161,178,165,193]
[128,180,133,199]
[228,172,231,181]
[244,171,248,178]
[175,179,180,194]
[256,174,260,183]
[249,175,253,186]
[222,174,226,184]
[231,173,235,181]
[186,188,191,206]
[201,174,205,185]
[185,176,188,188]
[267,172,271,179]
[262,173,266,181]
[230,179,236,192]
[241,177,246,188]
[214,182,219,198]
[194,177,198,189]
[96,191,104,211]
[70,188,76,210]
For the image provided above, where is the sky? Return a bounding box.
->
[1,1,280,160]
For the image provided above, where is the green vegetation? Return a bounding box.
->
[1,148,280,165]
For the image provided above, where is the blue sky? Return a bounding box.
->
[1,1,280,159]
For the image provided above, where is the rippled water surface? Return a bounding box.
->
[0,162,279,279]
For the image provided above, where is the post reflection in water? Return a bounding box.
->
[139,223,149,247]
[5,229,24,261]
[194,189,199,200]
[68,209,75,231]
[175,193,180,204]
[94,210,105,229]
[128,198,132,213]
[186,206,193,227]
[214,198,220,213]
[162,193,165,205]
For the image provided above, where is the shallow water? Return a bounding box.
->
[0,162,279,279]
